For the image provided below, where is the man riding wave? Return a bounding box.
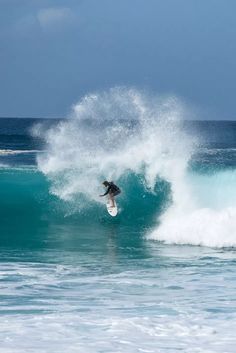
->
[100,181,121,207]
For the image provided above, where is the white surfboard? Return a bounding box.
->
[106,199,118,217]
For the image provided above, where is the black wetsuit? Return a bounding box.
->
[101,182,121,197]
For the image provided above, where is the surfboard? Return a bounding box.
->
[106,199,118,217]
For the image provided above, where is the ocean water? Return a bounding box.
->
[0,89,236,352]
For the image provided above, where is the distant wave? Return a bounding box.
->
[0,149,44,156]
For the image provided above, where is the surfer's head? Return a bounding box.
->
[102,181,109,187]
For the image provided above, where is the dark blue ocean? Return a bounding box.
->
[0,104,236,351]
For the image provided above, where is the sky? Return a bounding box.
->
[0,0,236,119]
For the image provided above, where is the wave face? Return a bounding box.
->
[32,87,236,248]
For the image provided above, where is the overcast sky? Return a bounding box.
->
[0,0,236,119]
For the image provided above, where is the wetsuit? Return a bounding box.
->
[101,182,121,197]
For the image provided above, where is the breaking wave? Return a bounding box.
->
[32,87,236,248]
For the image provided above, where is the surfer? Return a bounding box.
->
[100,181,121,207]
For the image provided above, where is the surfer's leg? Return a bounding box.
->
[109,192,115,207]
[110,190,120,207]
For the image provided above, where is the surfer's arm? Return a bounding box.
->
[99,186,110,197]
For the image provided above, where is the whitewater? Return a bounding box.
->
[0,88,236,353]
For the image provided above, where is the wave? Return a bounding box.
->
[0,149,43,156]
[35,88,192,202]
[32,87,236,248]
[0,168,236,248]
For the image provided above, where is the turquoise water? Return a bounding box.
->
[1,90,236,352]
